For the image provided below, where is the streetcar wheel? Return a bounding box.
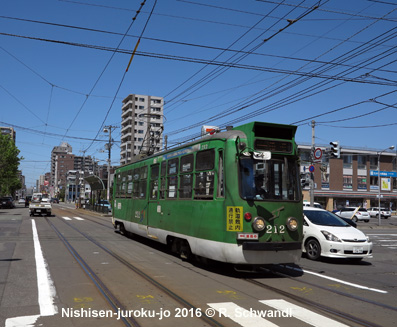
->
[305,239,321,261]
[117,223,126,235]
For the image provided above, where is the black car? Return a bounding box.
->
[0,197,14,209]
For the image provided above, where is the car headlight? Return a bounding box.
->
[252,217,266,232]
[286,217,298,231]
[321,230,341,242]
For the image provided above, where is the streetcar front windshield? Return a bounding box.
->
[239,156,300,201]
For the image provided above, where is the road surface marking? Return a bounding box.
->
[73,217,85,220]
[207,302,279,327]
[6,220,58,326]
[284,265,387,294]
[261,299,349,327]
[62,216,72,220]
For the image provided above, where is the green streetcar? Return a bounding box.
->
[112,121,303,265]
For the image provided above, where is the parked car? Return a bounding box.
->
[51,198,60,204]
[302,207,373,261]
[18,198,25,204]
[303,201,323,209]
[368,207,391,219]
[334,207,370,222]
[96,200,112,213]
[0,197,14,209]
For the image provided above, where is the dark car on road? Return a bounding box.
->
[0,197,15,209]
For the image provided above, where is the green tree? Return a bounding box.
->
[0,133,22,196]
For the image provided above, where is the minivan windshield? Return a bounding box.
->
[304,210,349,227]
[239,156,300,201]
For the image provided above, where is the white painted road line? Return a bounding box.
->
[62,216,72,220]
[32,219,58,316]
[73,217,85,220]
[6,220,58,327]
[207,302,279,327]
[261,299,349,327]
[284,265,387,294]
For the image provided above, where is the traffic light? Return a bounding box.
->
[330,141,340,158]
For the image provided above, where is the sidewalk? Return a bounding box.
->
[357,216,397,230]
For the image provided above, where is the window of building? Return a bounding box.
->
[357,155,367,170]
[369,156,378,170]
[343,175,352,189]
[357,177,367,190]
[300,150,311,163]
[370,176,378,190]
[343,155,353,169]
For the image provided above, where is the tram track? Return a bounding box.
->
[45,215,225,327]
[243,269,388,327]
[48,209,395,326]
[264,265,397,312]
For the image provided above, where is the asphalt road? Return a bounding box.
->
[1,203,396,327]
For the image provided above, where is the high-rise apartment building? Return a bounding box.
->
[120,94,164,165]
[0,126,16,142]
[50,141,99,196]
[50,142,74,196]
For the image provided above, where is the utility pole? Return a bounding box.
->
[310,120,315,207]
[103,125,118,202]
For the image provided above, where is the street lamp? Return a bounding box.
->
[377,145,395,226]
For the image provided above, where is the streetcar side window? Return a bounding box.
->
[179,154,193,199]
[217,150,224,198]
[150,164,159,200]
[116,173,122,197]
[127,170,133,198]
[194,149,215,199]
[167,158,179,198]
[160,161,167,199]
[139,166,148,199]
[132,168,140,198]
[121,172,127,197]
[196,149,215,171]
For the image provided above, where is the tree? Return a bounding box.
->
[0,133,22,196]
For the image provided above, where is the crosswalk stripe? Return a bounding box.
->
[260,299,349,327]
[207,302,278,327]
[62,217,72,220]
[73,217,84,220]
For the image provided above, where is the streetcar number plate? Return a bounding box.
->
[353,247,363,254]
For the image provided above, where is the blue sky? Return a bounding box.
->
[0,0,396,187]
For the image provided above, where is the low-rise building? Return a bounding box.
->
[299,144,396,211]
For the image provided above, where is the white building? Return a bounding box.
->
[120,94,164,165]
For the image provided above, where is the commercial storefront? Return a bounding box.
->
[300,145,397,212]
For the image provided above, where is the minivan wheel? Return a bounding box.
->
[305,239,321,261]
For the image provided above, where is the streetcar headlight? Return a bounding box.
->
[252,217,266,232]
[286,217,298,231]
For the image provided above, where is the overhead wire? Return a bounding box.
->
[84,0,158,153]
[164,0,322,113]
[165,5,397,138]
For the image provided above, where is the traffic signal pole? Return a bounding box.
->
[310,120,315,207]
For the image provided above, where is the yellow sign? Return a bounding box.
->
[227,206,243,231]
